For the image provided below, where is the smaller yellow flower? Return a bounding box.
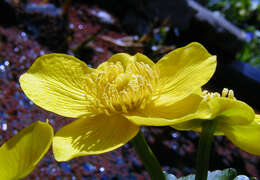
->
[171,88,260,155]
[0,121,53,180]
[19,42,217,161]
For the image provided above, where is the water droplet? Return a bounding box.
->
[21,32,27,37]
[21,32,28,40]
[3,60,9,66]
[78,24,84,29]
[171,132,179,139]
[171,144,178,150]
[40,50,45,56]
[1,121,7,131]
[133,35,139,41]
[51,167,56,173]
[48,118,54,124]
[174,28,179,37]
[151,45,159,51]
[19,99,24,107]
[14,47,20,53]
[99,167,105,172]
[164,26,170,32]
[0,65,5,72]
[69,23,75,29]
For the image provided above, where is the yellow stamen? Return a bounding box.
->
[221,88,236,99]
[85,61,159,115]
[202,88,236,101]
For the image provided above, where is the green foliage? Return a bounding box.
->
[236,31,260,68]
[207,0,260,68]
[164,168,257,180]
[207,0,260,26]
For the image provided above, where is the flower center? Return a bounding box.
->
[85,61,159,115]
[202,88,236,101]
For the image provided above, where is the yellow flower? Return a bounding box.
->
[0,121,53,180]
[19,42,216,161]
[171,88,260,155]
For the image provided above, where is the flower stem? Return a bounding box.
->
[195,121,217,180]
[131,130,165,180]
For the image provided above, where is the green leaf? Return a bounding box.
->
[164,173,178,180]
[207,168,237,180]
[234,175,257,180]
[164,168,257,180]
[165,168,237,180]
[178,174,195,180]
[233,175,249,180]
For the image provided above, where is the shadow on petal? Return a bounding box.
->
[53,114,139,161]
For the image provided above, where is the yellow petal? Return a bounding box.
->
[53,114,139,161]
[171,119,224,136]
[125,92,205,126]
[208,97,255,125]
[98,52,155,70]
[134,53,155,67]
[221,115,260,155]
[169,98,212,131]
[256,114,260,123]
[171,97,255,137]
[20,53,94,118]
[0,121,53,180]
[155,42,216,104]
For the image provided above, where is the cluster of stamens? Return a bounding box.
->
[84,61,159,115]
[202,88,236,101]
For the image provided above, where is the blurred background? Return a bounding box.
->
[0,0,260,179]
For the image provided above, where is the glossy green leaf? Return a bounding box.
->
[164,168,256,180]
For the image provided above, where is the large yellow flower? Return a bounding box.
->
[171,88,260,155]
[0,121,53,180]
[19,42,216,161]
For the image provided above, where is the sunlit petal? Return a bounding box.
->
[20,43,220,159]
[98,52,155,71]
[221,115,260,155]
[20,53,94,118]
[0,121,53,180]
[171,96,254,132]
[53,114,139,161]
[208,97,255,125]
[155,42,216,104]
[125,92,204,126]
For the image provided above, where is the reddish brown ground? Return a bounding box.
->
[0,1,259,179]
